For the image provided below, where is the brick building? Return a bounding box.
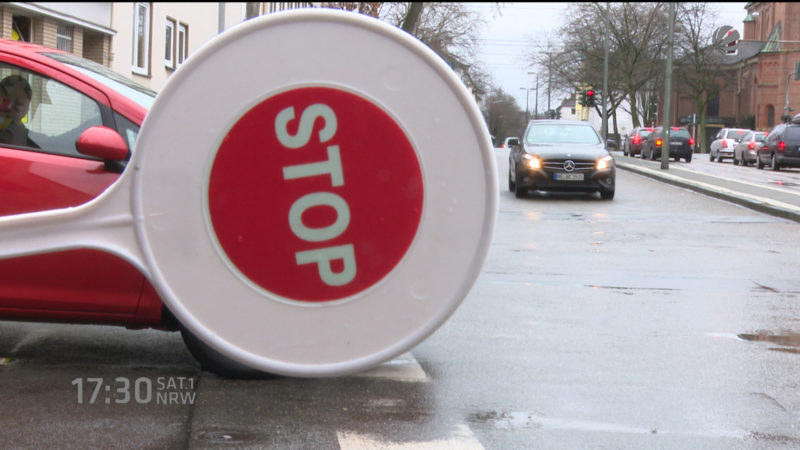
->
[669,2,800,150]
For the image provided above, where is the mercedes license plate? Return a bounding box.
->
[554,173,584,181]
[670,141,681,146]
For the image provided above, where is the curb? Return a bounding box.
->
[615,160,800,224]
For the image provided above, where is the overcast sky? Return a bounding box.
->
[469,2,749,112]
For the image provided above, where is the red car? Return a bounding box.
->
[0,39,260,378]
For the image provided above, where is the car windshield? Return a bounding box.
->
[525,123,601,145]
[755,133,766,141]
[42,52,156,110]
[726,130,746,140]
[667,128,690,139]
[640,129,653,137]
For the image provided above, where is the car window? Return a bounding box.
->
[0,62,102,158]
[741,132,752,141]
[755,133,766,142]
[640,129,652,137]
[785,126,800,142]
[525,123,601,145]
[669,129,690,138]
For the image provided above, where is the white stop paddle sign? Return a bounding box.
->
[0,9,497,377]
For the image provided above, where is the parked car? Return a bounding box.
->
[709,128,749,162]
[640,126,694,162]
[622,126,654,157]
[508,120,615,200]
[732,130,767,166]
[757,114,800,171]
[502,136,520,149]
[0,39,264,379]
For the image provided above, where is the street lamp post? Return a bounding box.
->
[527,71,537,119]
[785,70,794,121]
[519,87,531,122]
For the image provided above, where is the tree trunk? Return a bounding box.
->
[401,2,424,34]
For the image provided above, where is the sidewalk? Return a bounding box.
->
[613,152,800,224]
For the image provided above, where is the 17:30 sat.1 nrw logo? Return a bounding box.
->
[71,376,196,405]
[207,87,424,303]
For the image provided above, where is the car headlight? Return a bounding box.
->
[596,155,613,171]
[523,154,541,169]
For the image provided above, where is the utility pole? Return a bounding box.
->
[547,52,552,114]
[661,2,675,170]
[602,2,609,145]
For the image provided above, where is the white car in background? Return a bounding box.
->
[709,128,749,162]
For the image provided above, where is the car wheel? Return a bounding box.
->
[733,156,739,165]
[508,167,515,192]
[757,156,764,169]
[770,154,780,171]
[600,188,614,200]
[709,152,716,162]
[685,153,692,163]
[179,324,279,380]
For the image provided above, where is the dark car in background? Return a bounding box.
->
[622,126,654,157]
[508,120,615,200]
[733,130,767,166]
[641,126,694,162]
[757,114,800,171]
[709,127,749,163]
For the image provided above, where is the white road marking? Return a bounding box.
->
[338,423,484,449]
[352,352,429,382]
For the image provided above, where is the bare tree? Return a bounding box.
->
[481,87,526,142]
[379,3,491,100]
[529,3,670,130]
[674,2,732,153]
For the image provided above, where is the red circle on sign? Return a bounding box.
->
[207,87,423,302]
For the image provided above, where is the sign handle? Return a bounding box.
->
[0,173,148,276]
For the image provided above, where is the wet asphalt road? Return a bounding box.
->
[1,150,800,448]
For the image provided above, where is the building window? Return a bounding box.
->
[133,2,151,75]
[177,23,188,65]
[12,16,32,42]
[56,23,73,52]
[767,105,775,127]
[165,18,175,69]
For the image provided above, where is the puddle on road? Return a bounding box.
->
[196,430,258,444]
[737,332,800,348]
[709,332,800,355]
[767,179,800,188]
[585,285,682,296]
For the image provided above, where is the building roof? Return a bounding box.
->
[762,20,782,53]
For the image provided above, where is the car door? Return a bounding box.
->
[0,60,144,321]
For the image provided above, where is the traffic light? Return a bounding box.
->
[579,89,587,107]
[586,89,596,107]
